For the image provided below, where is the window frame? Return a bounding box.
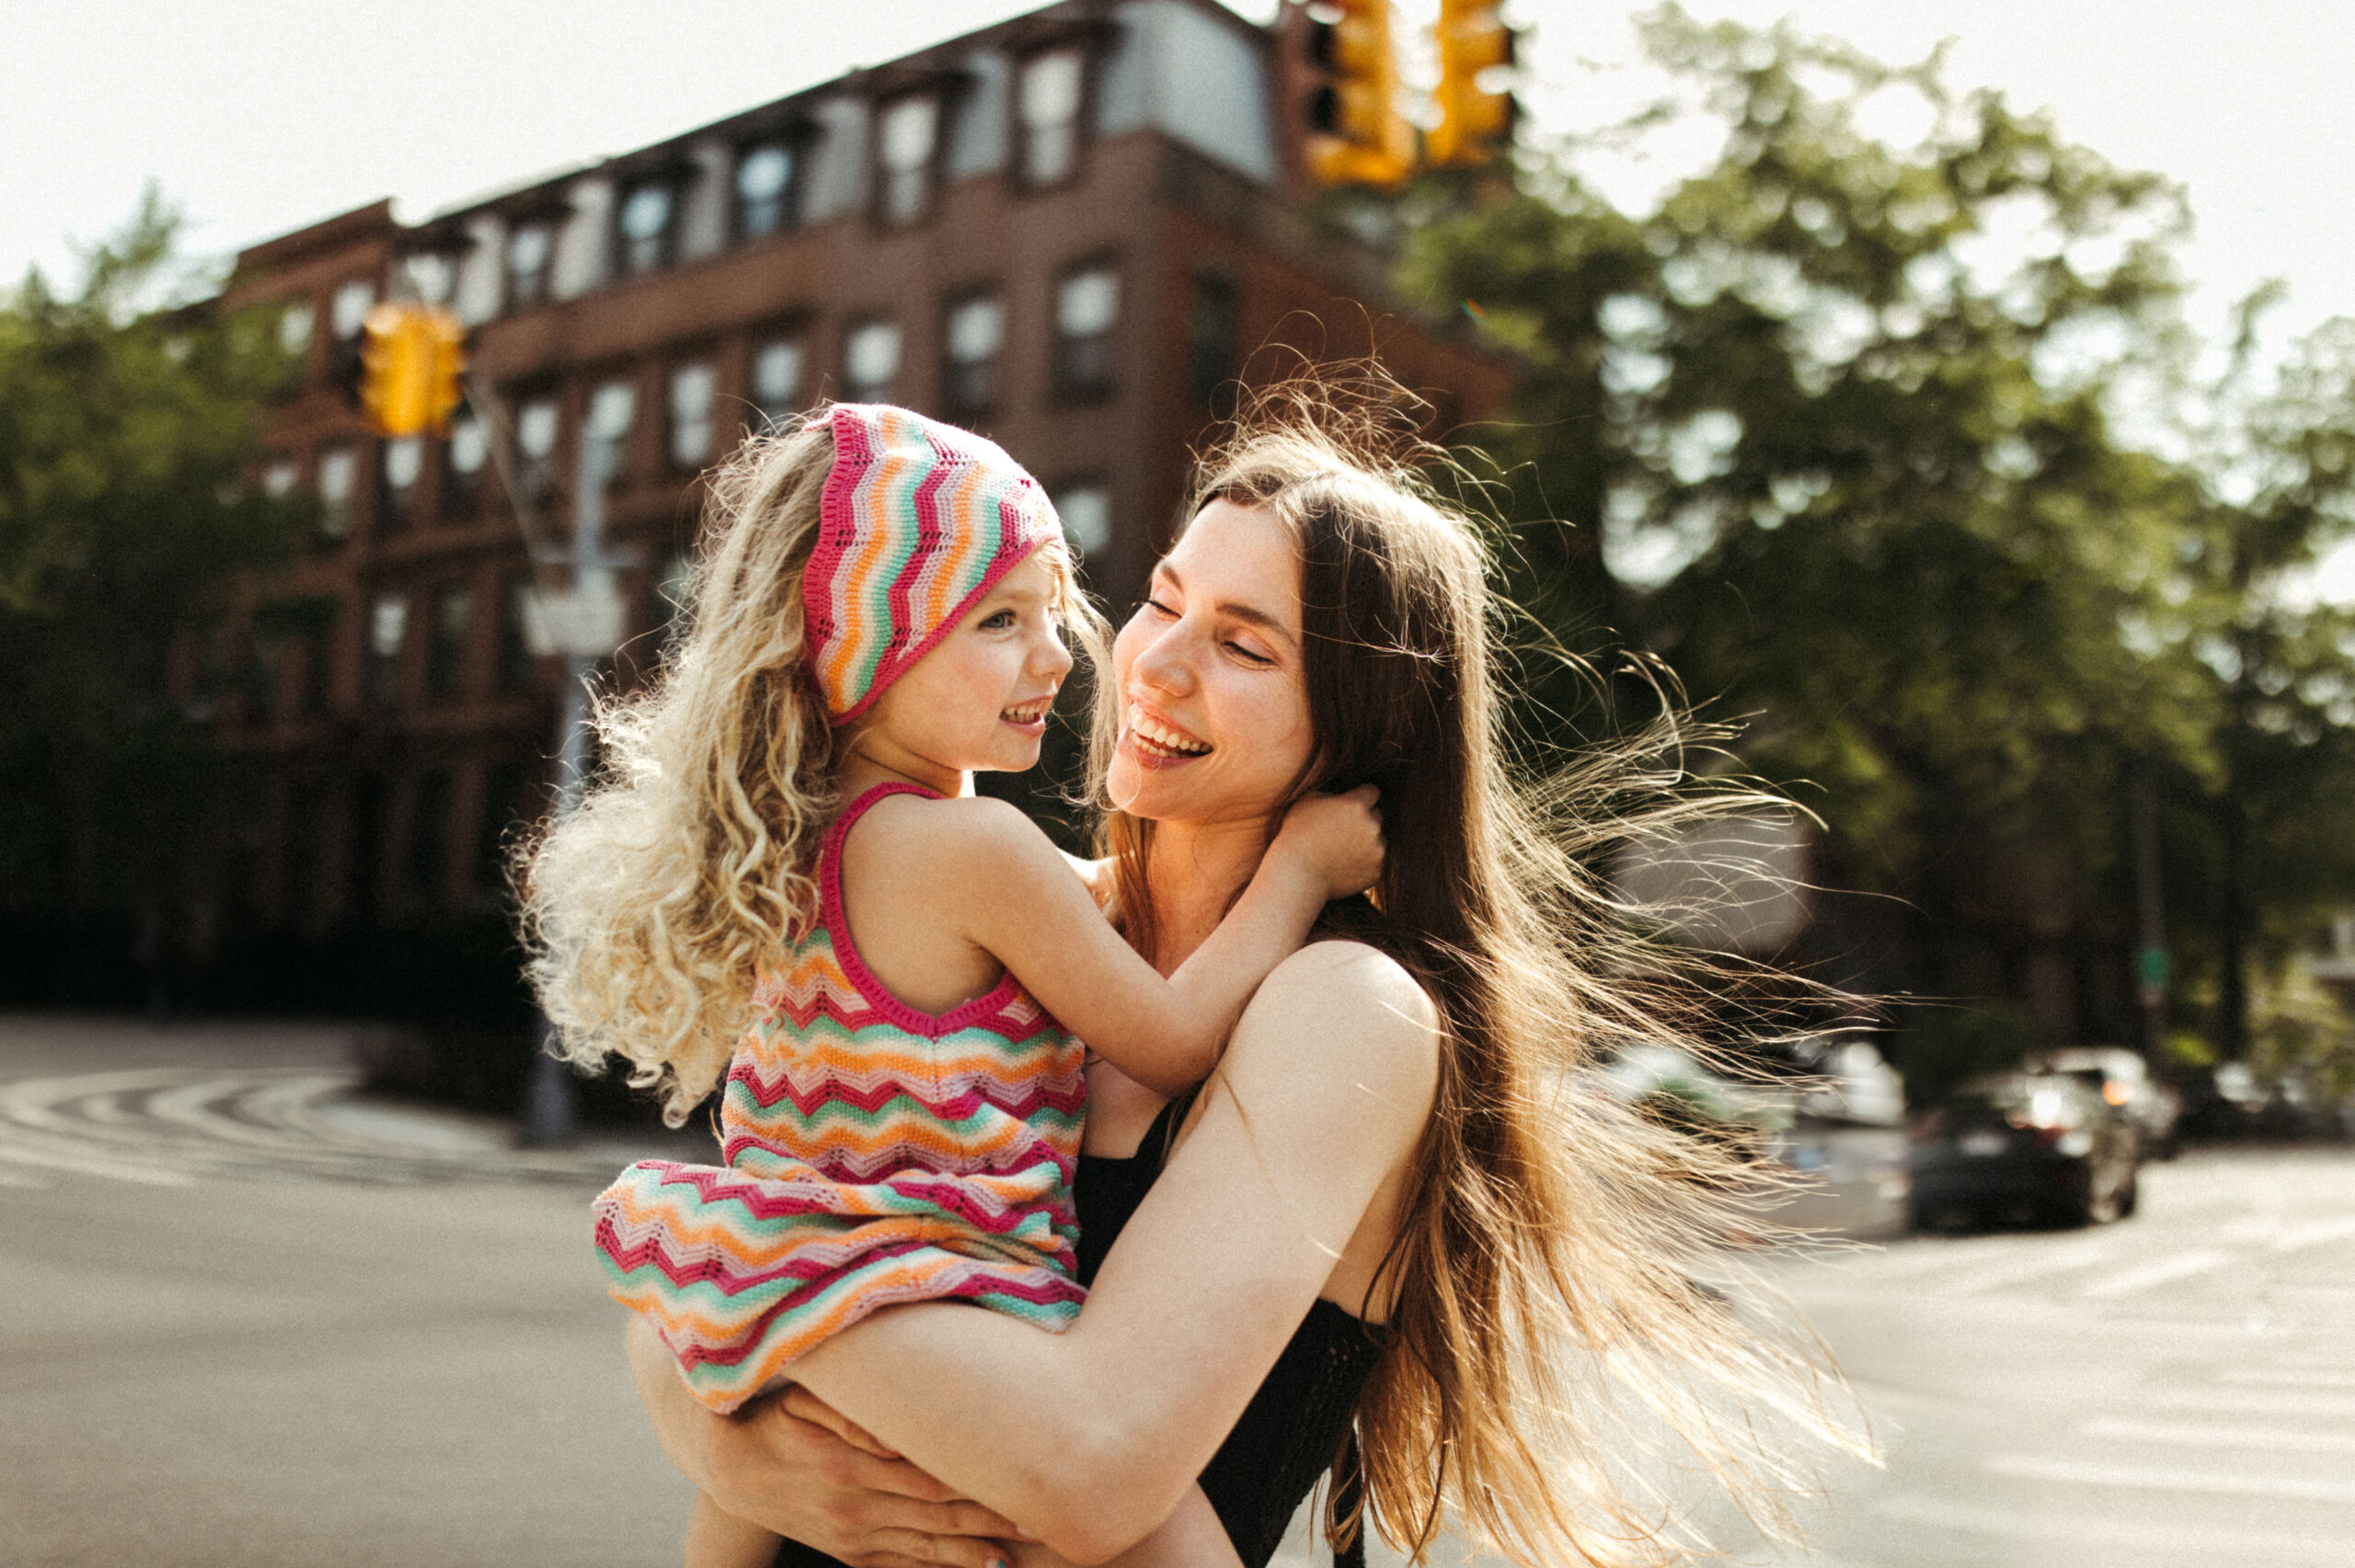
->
[731,134,809,243]
[1050,256,1123,404]
[939,286,1008,420]
[872,91,943,228]
[1012,44,1093,192]
[841,315,904,406]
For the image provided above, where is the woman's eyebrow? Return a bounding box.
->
[1159,563,1297,643]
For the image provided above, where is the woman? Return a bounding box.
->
[626,397,1859,1568]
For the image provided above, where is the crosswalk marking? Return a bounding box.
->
[2271,1215,2355,1253]
[1985,1453,2355,1505]
[0,1066,672,1188]
[2080,1415,2355,1455]
[2078,1247,2232,1299]
[2143,1385,2355,1420]
[1876,1494,2353,1562]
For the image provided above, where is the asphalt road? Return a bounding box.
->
[5,1016,2351,1567]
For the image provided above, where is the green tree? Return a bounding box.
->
[1405,6,2355,1086]
[0,189,300,994]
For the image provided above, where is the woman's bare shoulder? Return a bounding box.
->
[1230,939,1442,1103]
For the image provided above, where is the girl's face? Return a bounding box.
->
[1109,498,1313,829]
[852,550,1074,793]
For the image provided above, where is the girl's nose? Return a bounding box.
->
[1036,628,1075,682]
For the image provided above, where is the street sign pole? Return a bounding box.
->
[519,419,630,1147]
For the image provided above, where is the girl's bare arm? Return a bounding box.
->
[883,792,1381,1094]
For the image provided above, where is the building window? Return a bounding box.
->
[427,585,471,699]
[1052,481,1112,559]
[496,575,536,692]
[240,627,278,727]
[514,398,560,503]
[617,182,675,276]
[279,301,316,359]
[316,445,359,544]
[380,437,423,533]
[1053,265,1120,400]
[669,362,718,469]
[507,223,553,308]
[735,143,797,238]
[301,621,335,715]
[586,379,637,485]
[444,415,488,517]
[1017,50,1086,187]
[368,593,408,707]
[261,457,299,498]
[844,320,902,404]
[877,96,938,224]
[404,252,456,305]
[752,336,804,426]
[408,770,454,910]
[1187,272,1240,414]
[331,280,374,342]
[942,292,1005,418]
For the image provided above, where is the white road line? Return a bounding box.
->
[2144,1386,2355,1420]
[1986,1453,2355,1505]
[2272,1215,2355,1253]
[2082,1416,2355,1455]
[1940,1236,2135,1297]
[2078,1248,2232,1299]
[1875,1494,2354,1562]
[2221,1368,2355,1391]
[0,1132,193,1187]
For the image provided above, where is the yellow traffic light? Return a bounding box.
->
[360,302,466,439]
[1303,0,1414,189]
[1429,0,1516,168]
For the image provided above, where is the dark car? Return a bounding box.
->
[1908,1072,2141,1230]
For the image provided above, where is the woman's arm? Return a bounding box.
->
[630,1317,1024,1568]
[790,942,1442,1564]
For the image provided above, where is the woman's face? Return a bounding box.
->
[1108,498,1313,828]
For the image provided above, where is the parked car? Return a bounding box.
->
[1908,1071,2141,1230]
[1593,1040,1912,1239]
[2035,1046,2183,1159]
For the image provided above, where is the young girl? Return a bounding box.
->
[530,405,1380,1568]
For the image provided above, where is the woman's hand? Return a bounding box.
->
[1269,784,1384,901]
[628,1318,1023,1568]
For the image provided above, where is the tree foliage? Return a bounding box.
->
[1406,6,2355,1080]
[0,188,300,928]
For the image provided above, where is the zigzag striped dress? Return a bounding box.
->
[592,783,1089,1412]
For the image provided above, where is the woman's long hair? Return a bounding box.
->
[1092,382,1868,1566]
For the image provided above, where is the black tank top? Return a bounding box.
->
[772,1094,1386,1568]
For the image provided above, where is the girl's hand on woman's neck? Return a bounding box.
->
[1141,814,1279,972]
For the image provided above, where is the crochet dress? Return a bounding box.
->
[592,783,1090,1412]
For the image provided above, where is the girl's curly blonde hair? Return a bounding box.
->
[516,411,1090,1123]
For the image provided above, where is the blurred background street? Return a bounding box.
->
[6,1017,2349,1567]
[7,1,2355,1562]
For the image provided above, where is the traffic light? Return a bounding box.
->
[1429,0,1516,168]
[1302,0,1414,189]
[359,302,466,439]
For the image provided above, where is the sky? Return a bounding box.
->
[8,0,2353,590]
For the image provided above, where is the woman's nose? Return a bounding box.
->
[1130,621,1197,697]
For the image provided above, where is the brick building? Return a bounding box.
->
[218,0,1510,955]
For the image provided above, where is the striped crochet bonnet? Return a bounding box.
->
[804,403,1063,725]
